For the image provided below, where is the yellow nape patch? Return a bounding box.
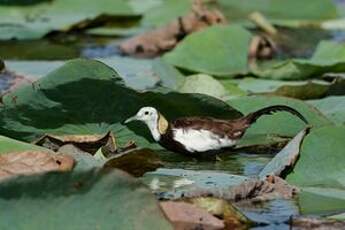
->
[158,113,169,134]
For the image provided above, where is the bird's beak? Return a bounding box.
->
[123,115,138,124]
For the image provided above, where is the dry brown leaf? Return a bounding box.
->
[259,127,310,179]
[181,176,299,202]
[187,197,253,230]
[289,217,345,230]
[248,35,276,69]
[119,0,226,58]
[0,151,74,181]
[160,201,225,230]
[33,131,136,156]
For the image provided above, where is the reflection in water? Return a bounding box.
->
[238,199,299,230]
[144,150,300,229]
[158,150,273,176]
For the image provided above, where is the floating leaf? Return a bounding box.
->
[290,216,345,229]
[215,0,338,26]
[120,0,225,58]
[234,78,332,100]
[5,57,184,90]
[160,201,224,230]
[0,169,172,230]
[0,135,48,154]
[0,0,135,40]
[254,41,345,80]
[141,0,192,28]
[287,126,345,214]
[0,151,74,181]
[308,96,345,125]
[259,127,309,179]
[187,197,253,229]
[33,132,119,155]
[163,25,252,77]
[329,212,345,221]
[179,74,229,100]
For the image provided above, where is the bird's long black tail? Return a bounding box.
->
[244,105,308,125]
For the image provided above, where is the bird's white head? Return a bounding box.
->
[124,107,168,141]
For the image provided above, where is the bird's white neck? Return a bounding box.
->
[144,113,169,142]
[146,120,161,141]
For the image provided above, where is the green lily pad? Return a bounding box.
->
[163,25,252,77]
[128,0,162,15]
[5,57,184,90]
[0,135,50,154]
[0,59,242,149]
[179,74,229,100]
[0,168,172,230]
[141,0,191,28]
[215,0,338,26]
[329,212,345,220]
[234,78,331,100]
[0,0,135,40]
[287,126,345,214]
[227,95,332,138]
[308,96,345,125]
[255,41,345,80]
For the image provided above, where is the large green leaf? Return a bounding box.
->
[163,25,252,77]
[255,41,345,80]
[227,95,332,138]
[0,0,135,40]
[0,135,49,154]
[0,168,172,230]
[178,74,230,100]
[141,0,191,28]
[286,126,345,214]
[232,78,332,100]
[0,59,242,148]
[215,0,338,26]
[5,57,184,90]
[308,96,345,125]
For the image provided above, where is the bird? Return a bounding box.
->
[124,105,308,155]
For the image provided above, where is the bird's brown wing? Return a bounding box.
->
[171,117,247,139]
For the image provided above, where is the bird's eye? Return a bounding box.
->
[144,111,149,115]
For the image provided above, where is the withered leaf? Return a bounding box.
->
[180,176,298,202]
[0,151,74,181]
[289,217,345,230]
[259,127,310,179]
[248,35,276,69]
[160,201,225,230]
[33,131,136,156]
[186,197,253,230]
[119,0,226,58]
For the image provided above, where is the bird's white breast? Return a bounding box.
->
[172,128,236,153]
